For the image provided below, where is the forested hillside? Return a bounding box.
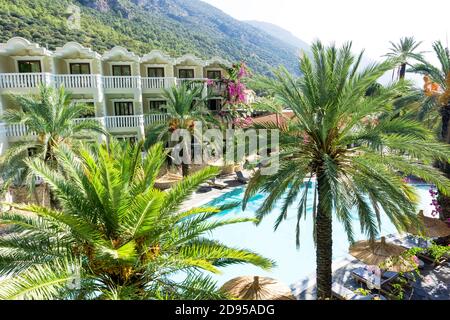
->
[0,0,302,75]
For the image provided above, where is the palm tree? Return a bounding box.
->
[243,41,450,299]
[409,41,450,220]
[0,140,273,300]
[145,84,220,176]
[385,36,424,80]
[0,85,106,207]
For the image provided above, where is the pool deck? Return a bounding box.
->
[178,173,245,212]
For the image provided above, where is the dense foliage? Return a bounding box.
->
[0,141,274,299]
[0,0,300,76]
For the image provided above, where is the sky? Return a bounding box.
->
[203,0,450,73]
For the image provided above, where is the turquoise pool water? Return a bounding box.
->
[207,184,434,286]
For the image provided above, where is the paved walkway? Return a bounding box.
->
[178,174,244,212]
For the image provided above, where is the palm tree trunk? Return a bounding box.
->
[438,104,450,221]
[399,63,407,79]
[43,182,59,209]
[315,175,333,299]
[181,163,190,177]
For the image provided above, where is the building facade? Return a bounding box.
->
[0,37,231,155]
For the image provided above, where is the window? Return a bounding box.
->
[78,102,95,118]
[207,99,222,111]
[148,67,165,78]
[207,70,221,80]
[149,100,167,112]
[114,102,134,116]
[18,60,41,73]
[112,65,131,76]
[70,63,91,75]
[179,69,194,79]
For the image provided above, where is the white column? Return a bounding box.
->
[94,75,107,143]
[137,114,145,141]
[94,75,106,117]
[134,89,145,141]
[134,89,143,115]
[43,72,53,87]
[202,81,208,99]
[0,96,9,156]
[97,117,107,144]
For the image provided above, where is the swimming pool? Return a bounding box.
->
[206,184,434,287]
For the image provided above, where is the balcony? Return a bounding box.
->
[176,78,207,91]
[54,74,97,89]
[1,113,169,139]
[105,115,142,129]
[72,117,104,125]
[5,123,30,137]
[144,114,168,126]
[141,77,176,91]
[103,76,140,90]
[0,74,219,94]
[207,80,227,95]
[0,73,48,89]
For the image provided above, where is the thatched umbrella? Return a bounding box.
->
[349,237,418,272]
[154,172,183,190]
[220,276,295,300]
[406,210,450,238]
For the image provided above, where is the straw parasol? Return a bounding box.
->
[349,237,418,272]
[220,276,295,300]
[406,210,450,238]
[154,172,183,190]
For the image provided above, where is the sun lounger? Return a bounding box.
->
[208,178,228,190]
[351,267,398,290]
[332,283,386,300]
[351,266,415,299]
[235,170,250,184]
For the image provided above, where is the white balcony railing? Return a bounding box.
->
[103,76,140,89]
[208,80,227,93]
[6,123,29,137]
[177,78,207,87]
[2,114,169,138]
[0,73,47,89]
[53,74,97,89]
[0,74,217,92]
[144,114,168,126]
[105,115,142,129]
[141,77,175,90]
[73,117,104,125]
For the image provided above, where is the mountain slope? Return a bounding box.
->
[0,0,300,75]
[246,20,310,53]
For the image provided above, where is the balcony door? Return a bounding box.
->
[149,100,167,113]
[78,102,96,118]
[112,65,131,76]
[114,101,134,116]
[178,69,194,79]
[207,70,221,80]
[18,60,41,73]
[207,99,222,112]
[70,63,91,75]
[148,67,165,78]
